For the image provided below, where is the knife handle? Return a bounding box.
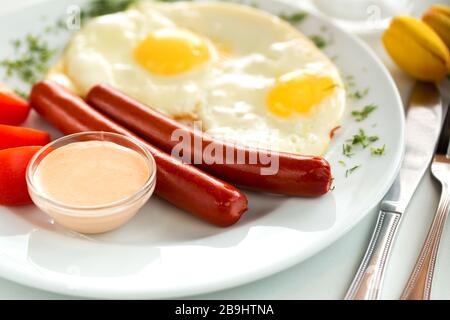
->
[345,210,402,300]
[401,181,450,300]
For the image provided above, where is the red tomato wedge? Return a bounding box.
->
[0,146,41,206]
[0,125,50,150]
[0,84,30,126]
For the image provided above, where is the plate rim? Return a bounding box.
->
[0,0,405,299]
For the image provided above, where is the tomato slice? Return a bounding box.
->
[0,124,50,150]
[0,84,30,126]
[0,146,42,206]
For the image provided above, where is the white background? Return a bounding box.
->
[0,0,450,299]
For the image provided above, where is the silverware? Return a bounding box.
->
[401,99,450,300]
[345,82,443,300]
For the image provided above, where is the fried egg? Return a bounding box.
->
[48,1,345,156]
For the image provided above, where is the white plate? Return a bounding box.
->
[0,0,404,299]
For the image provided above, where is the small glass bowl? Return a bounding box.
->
[26,132,157,234]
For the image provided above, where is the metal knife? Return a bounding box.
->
[345,82,444,300]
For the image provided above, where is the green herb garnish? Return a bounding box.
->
[338,160,346,167]
[80,0,188,22]
[343,144,354,157]
[279,11,308,24]
[349,129,378,148]
[330,177,336,191]
[0,0,147,94]
[309,35,327,49]
[345,165,360,177]
[371,145,386,156]
[351,104,377,121]
[0,35,56,85]
[80,0,138,21]
[348,87,369,100]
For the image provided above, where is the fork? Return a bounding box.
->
[401,102,450,300]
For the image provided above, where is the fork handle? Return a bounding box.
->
[345,210,402,300]
[401,182,450,300]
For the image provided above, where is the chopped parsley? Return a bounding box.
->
[371,145,386,156]
[279,11,308,24]
[80,0,138,21]
[345,165,360,178]
[338,160,346,167]
[349,129,378,148]
[81,0,189,22]
[0,35,56,85]
[0,0,145,94]
[351,104,377,122]
[348,87,369,100]
[309,35,327,49]
[342,144,354,157]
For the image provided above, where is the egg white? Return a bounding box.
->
[48,1,346,156]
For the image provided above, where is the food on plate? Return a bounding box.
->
[423,5,450,50]
[0,84,30,126]
[383,15,450,82]
[0,146,41,206]
[47,1,345,156]
[87,84,332,196]
[27,133,156,234]
[30,81,248,227]
[0,124,50,150]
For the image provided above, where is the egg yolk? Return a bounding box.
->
[134,29,210,76]
[267,75,336,117]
